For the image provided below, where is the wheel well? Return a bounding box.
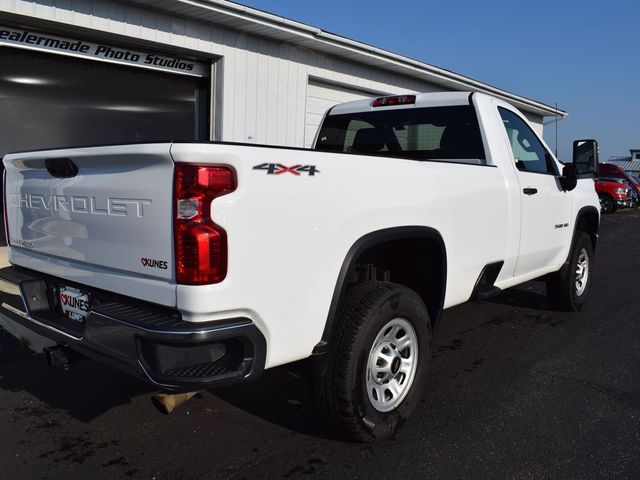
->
[349,238,445,327]
[575,208,599,250]
[316,228,447,359]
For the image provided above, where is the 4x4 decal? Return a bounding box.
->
[253,163,320,176]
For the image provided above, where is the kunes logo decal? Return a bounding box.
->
[141,257,168,270]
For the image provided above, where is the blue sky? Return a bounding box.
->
[239,0,639,162]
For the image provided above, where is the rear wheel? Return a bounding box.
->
[599,194,615,214]
[314,281,431,442]
[546,232,594,311]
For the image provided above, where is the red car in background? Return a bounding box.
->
[595,177,636,213]
[598,163,640,197]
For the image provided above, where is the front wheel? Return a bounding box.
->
[599,194,616,214]
[314,281,431,442]
[546,232,594,311]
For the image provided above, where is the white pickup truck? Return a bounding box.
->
[1,91,600,441]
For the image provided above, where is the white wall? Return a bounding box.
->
[522,111,544,137]
[0,0,544,146]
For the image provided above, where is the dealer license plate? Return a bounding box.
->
[59,286,91,322]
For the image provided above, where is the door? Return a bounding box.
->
[498,107,573,276]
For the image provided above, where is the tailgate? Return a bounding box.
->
[3,144,175,282]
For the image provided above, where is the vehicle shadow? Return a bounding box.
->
[486,282,556,312]
[0,328,153,423]
[0,327,335,438]
[214,361,341,441]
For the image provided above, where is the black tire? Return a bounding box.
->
[599,194,615,214]
[314,281,431,442]
[546,232,594,311]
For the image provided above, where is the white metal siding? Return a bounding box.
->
[304,81,376,147]
[0,0,545,146]
[523,112,544,137]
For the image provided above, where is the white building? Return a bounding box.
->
[0,0,565,159]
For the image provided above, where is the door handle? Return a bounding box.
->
[523,187,538,195]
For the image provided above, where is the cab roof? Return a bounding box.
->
[328,91,475,116]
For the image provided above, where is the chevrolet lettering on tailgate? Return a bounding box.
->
[11,193,152,217]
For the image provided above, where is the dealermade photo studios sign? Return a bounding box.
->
[0,26,208,77]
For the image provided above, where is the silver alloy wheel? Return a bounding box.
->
[365,317,418,413]
[575,248,590,296]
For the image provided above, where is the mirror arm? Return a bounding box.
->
[560,164,578,192]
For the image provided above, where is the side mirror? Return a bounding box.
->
[572,139,598,176]
[560,163,577,191]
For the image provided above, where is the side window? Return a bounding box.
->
[499,108,556,174]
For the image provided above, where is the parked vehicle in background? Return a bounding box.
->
[595,177,634,213]
[599,163,640,197]
[599,177,639,208]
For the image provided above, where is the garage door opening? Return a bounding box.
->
[0,47,209,154]
[305,80,381,147]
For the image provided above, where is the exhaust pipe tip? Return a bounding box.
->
[151,391,199,415]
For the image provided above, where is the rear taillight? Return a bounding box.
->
[173,164,237,285]
[2,169,9,245]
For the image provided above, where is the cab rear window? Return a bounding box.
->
[315,105,486,164]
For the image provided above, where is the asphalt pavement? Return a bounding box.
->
[1,210,639,479]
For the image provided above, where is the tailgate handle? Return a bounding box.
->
[45,158,78,178]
